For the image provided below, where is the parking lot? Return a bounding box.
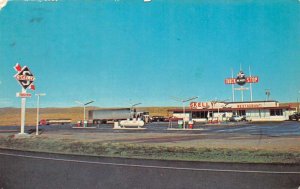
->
[0,121,300,161]
[1,121,300,137]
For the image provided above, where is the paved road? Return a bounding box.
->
[0,149,299,189]
[1,121,300,137]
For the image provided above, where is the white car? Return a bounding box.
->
[229,115,246,122]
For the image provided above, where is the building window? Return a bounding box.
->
[237,110,246,116]
[192,111,208,118]
[270,109,283,116]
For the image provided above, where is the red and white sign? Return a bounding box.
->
[15,75,35,82]
[190,102,211,109]
[14,63,35,90]
[246,76,259,83]
[225,76,259,85]
[16,92,32,98]
[236,104,261,109]
[190,102,227,109]
[224,78,236,84]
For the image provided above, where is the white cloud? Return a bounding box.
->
[0,0,7,10]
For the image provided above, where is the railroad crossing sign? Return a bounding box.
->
[14,63,35,90]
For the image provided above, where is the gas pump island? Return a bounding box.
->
[14,63,36,136]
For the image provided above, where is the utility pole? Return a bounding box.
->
[297,97,299,113]
[265,89,271,101]
[231,68,235,102]
[130,103,142,119]
[75,100,94,127]
[171,96,198,129]
[36,93,46,135]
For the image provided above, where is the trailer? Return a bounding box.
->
[88,108,131,124]
[89,108,150,124]
[39,119,72,125]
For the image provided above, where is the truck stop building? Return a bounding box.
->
[169,101,295,122]
[168,68,296,123]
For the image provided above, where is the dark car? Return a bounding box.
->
[151,116,165,122]
[289,113,300,121]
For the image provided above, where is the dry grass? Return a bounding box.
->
[0,101,296,126]
[0,107,177,126]
[1,136,299,164]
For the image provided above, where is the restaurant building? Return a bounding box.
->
[169,68,296,122]
[170,100,295,122]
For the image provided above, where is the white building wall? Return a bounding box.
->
[173,113,191,121]
[246,109,290,122]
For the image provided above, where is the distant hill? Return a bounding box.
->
[280,102,299,112]
[0,106,178,126]
[280,102,299,107]
[2,102,296,126]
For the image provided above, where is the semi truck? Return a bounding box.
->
[88,108,150,124]
[39,119,72,125]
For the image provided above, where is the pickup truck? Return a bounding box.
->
[289,113,300,121]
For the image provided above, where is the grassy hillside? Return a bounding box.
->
[0,107,178,126]
[1,102,296,126]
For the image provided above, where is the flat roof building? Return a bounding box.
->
[169,100,296,122]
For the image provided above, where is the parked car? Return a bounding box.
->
[151,116,166,122]
[289,113,300,121]
[229,115,246,122]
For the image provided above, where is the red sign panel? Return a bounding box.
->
[190,102,210,109]
[16,75,35,81]
[246,76,259,83]
[14,64,36,90]
[225,76,259,84]
[16,93,32,98]
[224,78,236,84]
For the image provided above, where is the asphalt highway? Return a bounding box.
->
[0,149,299,189]
[1,121,300,137]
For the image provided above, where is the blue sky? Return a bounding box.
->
[0,0,300,108]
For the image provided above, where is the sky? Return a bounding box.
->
[0,0,300,108]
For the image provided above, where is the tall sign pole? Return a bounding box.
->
[75,100,94,127]
[231,68,235,102]
[14,63,35,135]
[225,68,259,102]
[20,88,26,134]
[249,66,253,101]
[36,93,46,135]
[171,96,198,129]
